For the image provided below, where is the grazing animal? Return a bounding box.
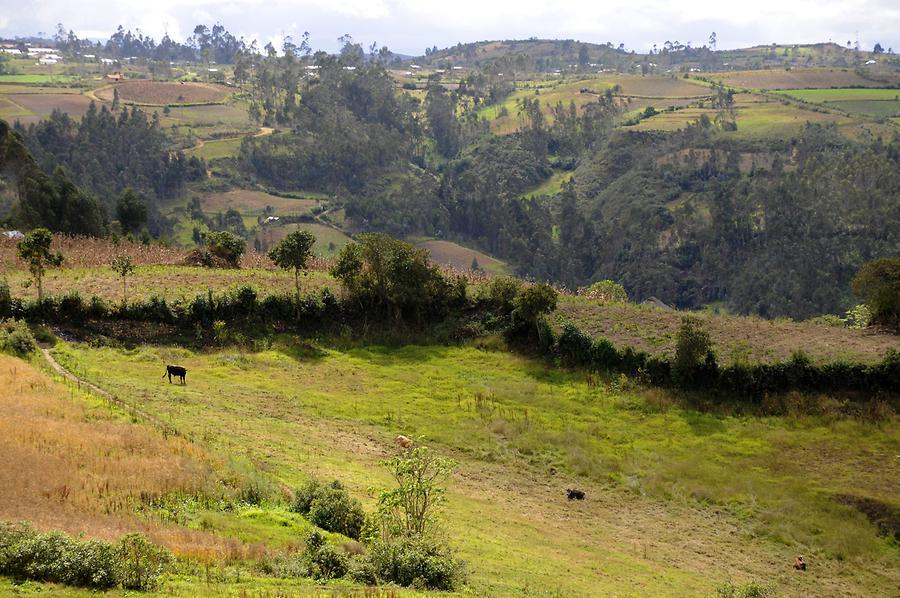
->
[793,556,806,571]
[394,435,413,449]
[163,365,187,384]
[567,488,585,500]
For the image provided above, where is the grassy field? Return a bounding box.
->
[43,340,899,596]
[775,88,900,102]
[200,190,321,216]
[259,223,354,258]
[522,170,573,197]
[186,136,244,160]
[0,74,78,84]
[556,296,900,365]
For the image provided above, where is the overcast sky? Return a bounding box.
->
[3,0,899,55]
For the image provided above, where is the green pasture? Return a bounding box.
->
[48,341,899,596]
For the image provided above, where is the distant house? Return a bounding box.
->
[0,48,23,55]
[409,64,420,69]
[264,216,280,223]
[100,58,116,65]
[451,66,463,70]
[865,59,877,65]
[2,230,24,240]
[82,54,95,59]
[106,72,126,81]
[27,47,55,54]
[38,57,59,65]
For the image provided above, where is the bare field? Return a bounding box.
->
[707,68,885,90]
[95,81,232,105]
[557,296,899,365]
[415,239,509,274]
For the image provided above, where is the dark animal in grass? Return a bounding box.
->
[567,488,585,500]
[793,556,806,571]
[163,365,187,384]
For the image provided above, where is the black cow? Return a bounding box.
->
[163,365,187,384]
[567,488,585,500]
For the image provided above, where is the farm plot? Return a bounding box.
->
[3,93,94,125]
[773,88,900,118]
[95,81,232,105]
[257,222,353,257]
[200,190,321,217]
[414,238,509,274]
[708,68,884,90]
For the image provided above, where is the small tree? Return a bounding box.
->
[111,255,135,304]
[116,188,148,234]
[203,230,245,268]
[583,279,628,303]
[17,228,63,302]
[377,446,456,539]
[673,316,714,387]
[268,229,316,297]
[852,258,900,329]
[512,283,558,324]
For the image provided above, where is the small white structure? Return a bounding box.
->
[451,65,462,70]
[82,54,95,59]
[409,64,420,69]
[2,230,24,240]
[343,66,356,71]
[865,59,877,65]
[264,216,280,223]
[1,48,23,55]
[38,57,59,65]
[27,47,55,54]
[100,58,115,65]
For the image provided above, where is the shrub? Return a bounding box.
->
[0,319,36,356]
[852,258,900,328]
[673,316,715,388]
[487,276,522,312]
[350,536,465,591]
[0,278,11,318]
[0,523,142,590]
[582,279,628,303]
[557,322,593,366]
[115,533,173,591]
[291,479,365,540]
[202,230,246,268]
[302,530,349,580]
[713,580,775,598]
[512,284,558,324]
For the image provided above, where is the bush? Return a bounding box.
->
[0,278,11,318]
[673,316,715,388]
[512,284,558,324]
[582,280,628,303]
[302,530,349,580]
[0,523,167,591]
[852,258,900,328]
[0,319,36,356]
[487,276,522,312]
[202,230,246,268]
[115,533,173,591]
[712,580,775,598]
[350,536,465,591]
[291,480,365,540]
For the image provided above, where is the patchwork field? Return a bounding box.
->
[94,81,233,105]
[44,340,900,596]
[258,222,354,257]
[0,92,94,125]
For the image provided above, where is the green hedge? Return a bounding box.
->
[555,322,900,397]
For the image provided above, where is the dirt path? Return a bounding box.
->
[40,347,182,438]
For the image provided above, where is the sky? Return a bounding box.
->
[2,0,899,56]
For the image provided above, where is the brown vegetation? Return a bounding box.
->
[557,296,899,365]
[95,81,232,105]
[0,354,257,560]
